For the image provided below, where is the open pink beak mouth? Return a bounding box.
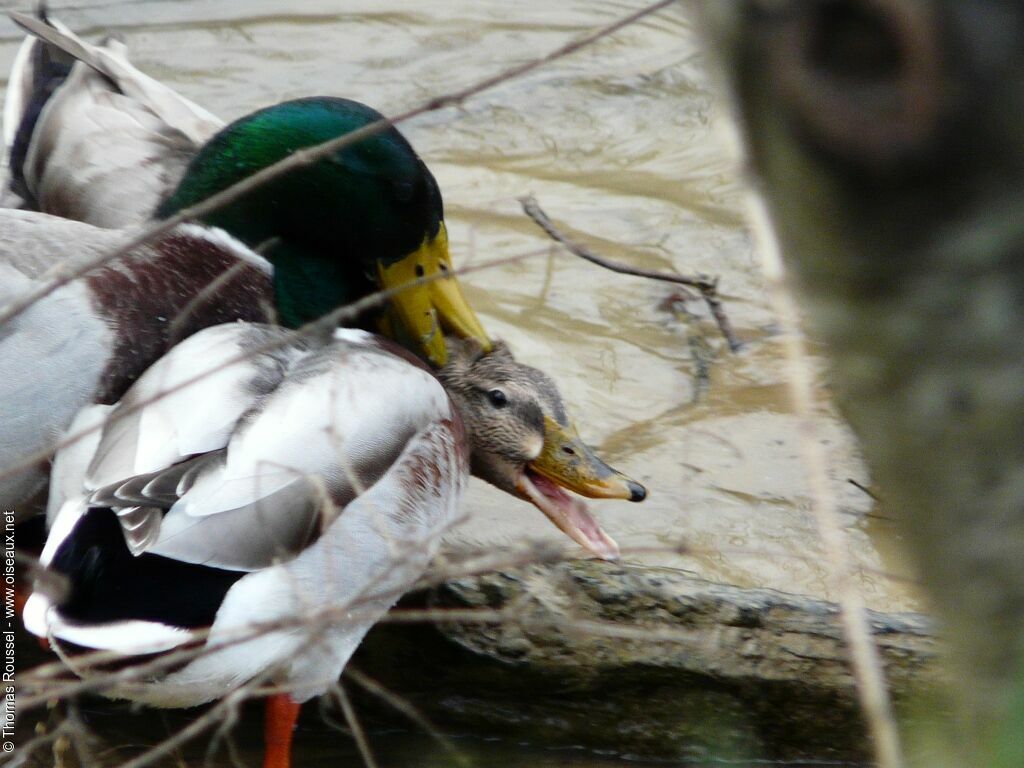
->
[516,468,620,561]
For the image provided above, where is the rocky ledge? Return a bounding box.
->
[354,560,939,762]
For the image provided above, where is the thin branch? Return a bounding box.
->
[4,713,86,768]
[206,709,248,768]
[519,194,743,351]
[19,512,474,709]
[19,527,910,697]
[331,684,379,768]
[744,189,905,767]
[16,539,567,710]
[16,548,69,603]
[520,195,713,287]
[0,0,676,331]
[344,668,472,768]
[15,537,914,715]
[113,687,251,768]
[165,259,253,342]
[848,478,882,504]
[663,290,713,402]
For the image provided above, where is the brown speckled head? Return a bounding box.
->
[439,338,642,560]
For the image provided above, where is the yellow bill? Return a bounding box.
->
[378,223,491,367]
[518,416,647,561]
[530,416,647,502]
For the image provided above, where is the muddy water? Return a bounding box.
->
[1,0,914,764]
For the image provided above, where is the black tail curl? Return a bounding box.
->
[50,508,243,629]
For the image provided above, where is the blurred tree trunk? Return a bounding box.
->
[702,1,1024,762]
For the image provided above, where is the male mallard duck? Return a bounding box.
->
[6,11,485,362]
[0,89,489,508]
[1,12,645,514]
[25,329,620,768]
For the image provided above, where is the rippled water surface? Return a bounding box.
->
[2,0,914,764]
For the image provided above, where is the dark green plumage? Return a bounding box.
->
[157,97,444,328]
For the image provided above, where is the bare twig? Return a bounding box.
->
[331,684,379,768]
[15,548,69,603]
[206,704,247,768]
[344,668,472,768]
[519,194,743,351]
[15,536,914,717]
[745,190,905,768]
[663,291,713,401]
[0,0,676,332]
[520,195,711,288]
[848,478,882,504]
[114,687,251,768]
[165,259,254,341]
[5,711,87,768]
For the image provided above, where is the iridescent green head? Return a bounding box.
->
[158,97,489,365]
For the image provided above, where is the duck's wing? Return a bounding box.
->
[26,328,467,656]
[67,327,460,570]
[0,207,126,279]
[83,323,288,489]
[0,30,59,209]
[25,322,306,648]
[46,403,114,523]
[5,12,223,227]
[9,13,222,144]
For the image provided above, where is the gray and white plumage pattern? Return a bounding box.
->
[26,325,468,706]
[0,211,123,507]
[0,212,271,510]
[5,14,222,227]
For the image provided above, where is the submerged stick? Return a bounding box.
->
[662,290,713,401]
[519,195,742,351]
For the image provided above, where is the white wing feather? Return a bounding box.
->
[79,328,454,571]
[47,403,114,524]
[85,324,284,490]
[10,13,221,143]
[9,12,223,227]
[150,339,451,568]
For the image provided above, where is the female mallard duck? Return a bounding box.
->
[1,13,644,514]
[25,330,620,768]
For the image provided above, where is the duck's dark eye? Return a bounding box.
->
[487,389,508,408]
